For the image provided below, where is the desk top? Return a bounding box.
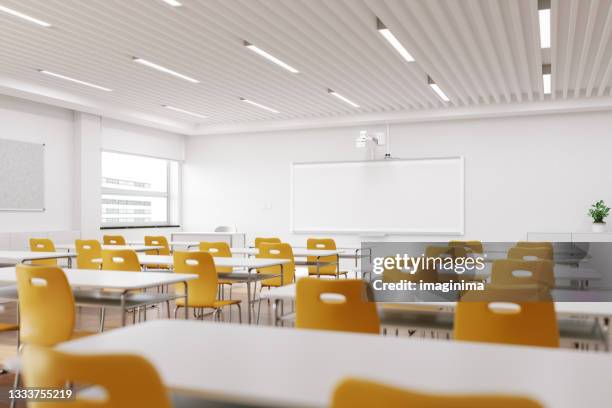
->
[137,254,291,269]
[56,244,163,253]
[230,247,343,257]
[0,267,197,290]
[58,320,612,408]
[171,232,245,236]
[0,250,75,262]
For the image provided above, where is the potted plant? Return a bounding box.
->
[588,200,610,232]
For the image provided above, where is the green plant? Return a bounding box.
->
[588,200,610,223]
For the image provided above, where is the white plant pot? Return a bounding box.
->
[592,222,606,233]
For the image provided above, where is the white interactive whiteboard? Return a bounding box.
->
[291,157,464,235]
[0,139,45,211]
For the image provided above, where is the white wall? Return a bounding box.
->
[183,111,612,245]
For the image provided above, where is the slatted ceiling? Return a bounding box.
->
[1,1,612,130]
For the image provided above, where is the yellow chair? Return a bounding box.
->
[331,378,543,408]
[29,238,57,266]
[454,289,559,347]
[307,238,348,278]
[508,246,553,261]
[295,278,380,334]
[103,235,126,245]
[382,256,438,284]
[254,237,281,248]
[517,241,554,251]
[22,345,172,408]
[101,249,141,272]
[199,241,235,289]
[256,243,296,288]
[491,259,555,289]
[449,240,484,253]
[16,265,90,347]
[144,236,170,256]
[75,239,102,269]
[173,251,241,322]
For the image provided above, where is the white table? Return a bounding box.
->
[171,231,246,248]
[0,250,76,267]
[56,244,164,253]
[58,320,612,408]
[127,241,200,249]
[134,254,291,324]
[0,267,197,324]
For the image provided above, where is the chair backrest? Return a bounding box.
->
[199,241,232,273]
[29,238,57,266]
[22,345,172,408]
[306,238,338,275]
[254,237,281,248]
[214,225,236,232]
[517,241,554,251]
[173,251,218,305]
[296,278,380,334]
[507,246,553,261]
[16,265,75,346]
[257,243,295,285]
[103,235,126,245]
[144,236,170,256]
[491,259,555,289]
[331,378,543,408]
[454,289,559,347]
[449,240,484,254]
[382,257,438,283]
[75,239,102,270]
[101,250,141,272]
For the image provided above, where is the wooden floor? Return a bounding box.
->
[0,284,274,407]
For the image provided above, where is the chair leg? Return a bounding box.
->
[166,301,171,318]
[174,306,180,319]
[9,369,20,408]
[236,303,242,324]
[98,307,106,332]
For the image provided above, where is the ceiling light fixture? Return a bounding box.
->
[161,0,182,6]
[542,64,552,94]
[163,105,207,119]
[428,76,449,102]
[328,89,360,108]
[0,5,51,27]
[244,41,299,74]
[133,57,199,83]
[377,18,414,62]
[538,0,551,48]
[38,70,112,91]
[239,97,279,113]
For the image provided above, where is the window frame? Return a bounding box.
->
[100,149,181,229]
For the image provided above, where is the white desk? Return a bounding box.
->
[171,232,246,248]
[58,320,612,408]
[56,244,163,253]
[0,267,197,324]
[134,254,291,324]
[0,250,76,267]
[127,241,200,249]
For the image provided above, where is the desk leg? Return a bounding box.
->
[67,256,72,268]
[120,291,127,326]
[183,281,189,320]
[247,268,252,324]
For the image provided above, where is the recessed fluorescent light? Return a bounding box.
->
[542,64,552,94]
[538,0,551,48]
[133,57,199,83]
[163,105,207,119]
[244,41,299,74]
[161,0,182,6]
[328,89,360,108]
[0,5,51,27]
[377,18,414,63]
[38,70,112,91]
[239,97,279,113]
[428,76,449,102]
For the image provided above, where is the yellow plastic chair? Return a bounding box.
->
[307,238,348,278]
[517,241,554,251]
[29,238,57,266]
[254,237,281,248]
[295,278,380,334]
[173,251,241,322]
[455,289,559,347]
[75,239,102,270]
[101,249,141,272]
[491,259,555,289]
[144,236,170,255]
[103,235,126,245]
[508,246,553,261]
[199,241,235,289]
[22,345,172,408]
[449,240,484,254]
[382,256,438,284]
[256,243,296,288]
[331,378,543,408]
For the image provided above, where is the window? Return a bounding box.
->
[101,151,180,227]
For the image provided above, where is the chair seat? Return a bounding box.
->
[218,279,234,285]
[70,330,96,340]
[0,323,18,332]
[175,298,241,308]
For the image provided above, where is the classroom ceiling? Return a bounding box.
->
[1,0,612,135]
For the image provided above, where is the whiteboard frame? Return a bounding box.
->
[290,156,464,235]
[0,140,46,212]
